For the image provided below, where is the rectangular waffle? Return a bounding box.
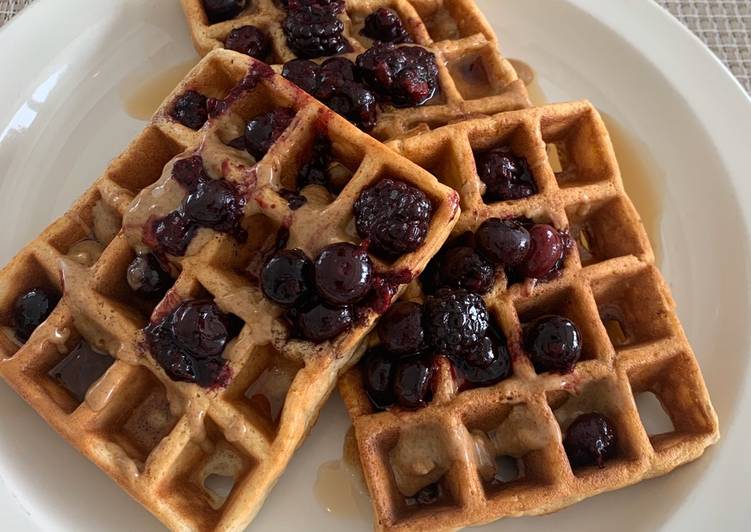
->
[0,49,460,531]
[338,100,720,531]
[179,0,530,139]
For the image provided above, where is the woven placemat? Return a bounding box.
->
[0,0,749,91]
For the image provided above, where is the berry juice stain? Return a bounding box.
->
[121,60,198,121]
[509,58,663,265]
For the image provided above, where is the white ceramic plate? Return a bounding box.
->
[0,0,749,530]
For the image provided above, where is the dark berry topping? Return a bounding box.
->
[295,302,353,342]
[452,333,512,390]
[282,59,320,94]
[377,301,425,355]
[475,218,531,267]
[362,8,412,44]
[524,315,582,374]
[183,178,246,236]
[297,136,334,190]
[393,355,434,409]
[244,108,296,160]
[476,147,537,202]
[283,58,378,131]
[203,0,246,23]
[354,178,433,258]
[224,25,271,59]
[261,249,314,307]
[282,0,344,11]
[172,155,209,191]
[518,224,564,279]
[170,300,232,358]
[438,246,495,294]
[409,483,443,506]
[279,189,308,210]
[314,243,373,305]
[48,341,115,403]
[283,3,348,59]
[148,211,198,257]
[563,413,618,468]
[362,347,396,409]
[171,90,208,130]
[127,254,172,297]
[145,300,235,387]
[356,44,439,107]
[425,288,489,356]
[12,288,59,342]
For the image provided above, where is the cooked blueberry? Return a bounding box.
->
[425,288,489,356]
[12,288,59,342]
[377,301,424,355]
[172,155,208,191]
[282,59,321,94]
[171,90,208,130]
[144,300,233,388]
[225,25,271,59]
[261,249,314,306]
[150,211,198,257]
[356,43,439,107]
[283,3,348,59]
[354,179,433,258]
[317,57,378,130]
[297,136,333,190]
[452,333,512,390]
[564,413,618,468]
[314,243,373,305]
[183,178,245,235]
[203,0,246,23]
[362,347,396,409]
[127,254,172,297]
[244,108,296,160]
[524,315,582,373]
[362,8,412,43]
[438,246,495,294]
[170,300,231,358]
[393,355,433,409]
[295,302,353,342]
[475,218,531,267]
[518,224,564,279]
[476,147,537,202]
[413,483,442,505]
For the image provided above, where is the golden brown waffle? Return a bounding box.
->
[339,100,720,531]
[179,0,530,139]
[0,49,460,531]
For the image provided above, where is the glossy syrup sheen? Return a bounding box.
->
[121,59,198,121]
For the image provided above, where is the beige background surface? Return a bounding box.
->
[0,0,749,92]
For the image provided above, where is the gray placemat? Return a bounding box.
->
[1,0,750,92]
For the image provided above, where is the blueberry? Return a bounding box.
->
[127,254,172,297]
[203,0,246,24]
[518,224,564,279]
[564,413,618,468]
[169,300,231,358]
[295,302,353,342]
[362,347,396,409]
[244,108,296,160]
[12,288,59,342]
[393,355,433,409]
[171,90,208,130]
[261,249,314,307]
[475,218,531,267]
[314,243,373,305]
[524,315,582,373]
[377,301,425,355]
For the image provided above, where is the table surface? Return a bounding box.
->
[0,0,749,92]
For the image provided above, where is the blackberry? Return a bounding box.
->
[425,288,489,356]
[362,8,412,44]
[476,147,537,202]
[171,155,208,191]
[353,178,433,258]
[12,288,59,342]
[283,4,348,59]
[356,43,439,107]
[438,246,495,294]
[225,25,271,59]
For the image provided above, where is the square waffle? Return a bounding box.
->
[338,100,720,531]
[179,0,530,139]
[0,49,460,531]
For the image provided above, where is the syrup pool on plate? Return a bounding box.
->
[121,59,198,121]
[510,59,664,264]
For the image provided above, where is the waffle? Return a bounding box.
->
[179,0,530,139]
[338,101,720,531]
[0,49,460,531]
